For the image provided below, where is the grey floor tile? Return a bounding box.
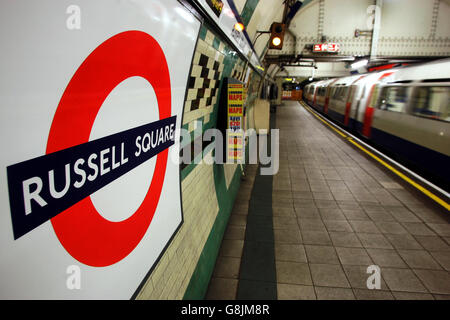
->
[353,289,394,300]
[430,251,450,271]
[382,268,428,293]
[349,220,380,234]
[272,198,294,209]
[392,291,434,300]
[219,240,244,258]
[386,207,421,223]
[414,236,450,251]
[292,191,313,200]
[274,228,302,244]
[213,256,241,279]
[357,233,393,249]
[224,226,246,240]
[313,192,334,201]
[272,190,293,200]
[427,223,450,237]
[293,199,317,209]
[228,214,247,227]
[294,206,321,218]
[398,250,442,270]
[434,294,450,300]
[315,287,355,300]
[298,218,326,231]
[366,249,407,268]
[408,207,448,224]
[304,245,340,264]
[273,216,298,230]
[445,237,450,246]
[366,211,396,222]
[401,222,436,236]
[329,232,363,248]
[375,221,408,235]
[319,210,347,221]
[414,269,450,294]
[277,284,316,300]
[309,263,350,288]
[232,203,249,216]
[301,230,332,245]
[315,200,339,209]
[323,219,353,232]
[332,192,356,201]
[385,234,423,250]
[272,206,296,217]
[274,244,307,263]
[206,277,238,300]
[338,201,362,210]
[336,247,372,266]
[276,261,312,285]
[342,209,370,221]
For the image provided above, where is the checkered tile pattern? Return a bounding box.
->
[186,51,222,112]
[230,59,247,83]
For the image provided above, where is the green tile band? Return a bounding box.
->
[241,0,259,27]
[182,21,263,299]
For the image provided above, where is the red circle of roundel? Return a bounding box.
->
[46,31,171,267]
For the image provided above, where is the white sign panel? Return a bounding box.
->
[0,0,199,299]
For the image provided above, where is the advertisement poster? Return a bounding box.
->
[227,82,244,161]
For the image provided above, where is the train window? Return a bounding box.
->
[332,86,349,102]
[330,87,337,99]
[318,86,327,96]
[348,86,357,102]
[377,86,408,113]
[410,86,450,122]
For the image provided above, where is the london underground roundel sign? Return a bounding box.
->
[48,31,170,267]
[7,30,176,266]
[1,0,198,299]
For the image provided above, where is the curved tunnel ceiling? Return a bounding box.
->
[235,0,450,78]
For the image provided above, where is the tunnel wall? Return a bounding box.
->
[135,23,262,300]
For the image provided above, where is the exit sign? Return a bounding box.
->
[313,43,340,53]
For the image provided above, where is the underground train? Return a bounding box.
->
[304,58,450,191]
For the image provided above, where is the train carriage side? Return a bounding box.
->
[304,83,316,103]
[327,75,363,126]
[315,79,338,113]
[351,70,398,135]
[368,59,450,188]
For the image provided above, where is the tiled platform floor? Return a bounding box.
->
[206,101,450,300]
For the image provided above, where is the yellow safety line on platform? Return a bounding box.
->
[300,101,450,211]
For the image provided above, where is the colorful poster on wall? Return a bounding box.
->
[227,81,244,162]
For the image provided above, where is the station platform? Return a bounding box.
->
[206,100,450,300]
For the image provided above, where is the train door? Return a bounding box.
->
[361,72,394,138]
[345,85,357,127]
[345,76,366,128]
[406,85,450,155]
[371,84,413,145]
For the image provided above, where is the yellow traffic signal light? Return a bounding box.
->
[269,23,285,49]
[272,36,281,46]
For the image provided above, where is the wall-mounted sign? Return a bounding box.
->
[205,0,223,17]
[313,43,340,53]
[227,81,244,161]
[0,0,199,299]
